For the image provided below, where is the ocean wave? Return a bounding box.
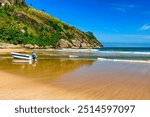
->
[69,55,79,58]
[51,49,150,55]
[98,51,150,55]
[97,58,150,63]
[59,48,99,52]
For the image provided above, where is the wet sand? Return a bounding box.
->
[0,56,150,100]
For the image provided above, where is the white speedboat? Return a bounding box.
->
[11,52,37,60]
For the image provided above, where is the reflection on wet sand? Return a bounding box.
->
[0,58,150,100]
[12,59,36,65]
[0,58,94,79]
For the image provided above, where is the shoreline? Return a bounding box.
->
[0,48,100,54]
[0,48,30,54]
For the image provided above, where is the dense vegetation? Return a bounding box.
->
[0,4,102,48]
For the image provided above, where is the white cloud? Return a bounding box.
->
[111,3,136,13]
[139,24,150,31]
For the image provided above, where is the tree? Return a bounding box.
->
[86,31,94,36]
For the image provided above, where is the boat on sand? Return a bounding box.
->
[11,52,37,60]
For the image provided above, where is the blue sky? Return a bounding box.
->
[26,0,150,47]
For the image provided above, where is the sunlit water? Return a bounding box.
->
[0,49,150,100]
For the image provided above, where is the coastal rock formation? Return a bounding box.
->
[0,0,26,6]
[56,39,102,48]
[71,40,81,47]
[0,0,103,48]
[56,39,73,48]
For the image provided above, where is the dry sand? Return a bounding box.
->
[0,49,28,54]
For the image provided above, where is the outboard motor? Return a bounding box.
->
[32,52,38,60]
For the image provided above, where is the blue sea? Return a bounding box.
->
[96,47,150,60]
[48,47,150,62]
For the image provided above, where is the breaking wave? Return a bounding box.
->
[98,51,150,55]
[97,58,150,63]
[59,48,99,52]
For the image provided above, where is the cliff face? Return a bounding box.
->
[0,0,103,48]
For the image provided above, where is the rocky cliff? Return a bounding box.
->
[0,0,103,48]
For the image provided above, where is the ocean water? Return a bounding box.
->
[96,47,150,59]
[48,47,150,62]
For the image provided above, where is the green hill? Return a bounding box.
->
[0,0,103,48]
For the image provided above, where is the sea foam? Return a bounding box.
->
[97,58,150,63]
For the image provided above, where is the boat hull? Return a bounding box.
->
[11,52,32,60]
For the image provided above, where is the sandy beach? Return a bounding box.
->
[0,49,29,54]
[0,50,150,100]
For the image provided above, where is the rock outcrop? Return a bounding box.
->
[56,39,101,48]
[0,0,26,6]
[56,39,73,48]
